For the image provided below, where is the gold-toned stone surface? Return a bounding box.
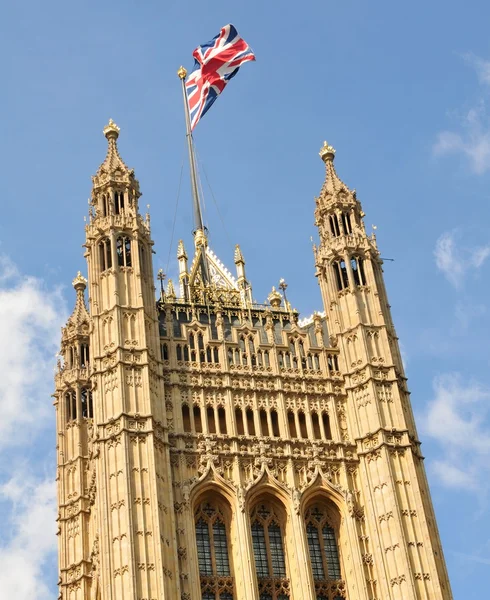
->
[54,131,453,600]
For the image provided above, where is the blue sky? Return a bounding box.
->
[0,0,489,597]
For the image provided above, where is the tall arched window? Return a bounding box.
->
[116,236,132,267]
[114,191,125,214]
[305,504,342,599]
[80,388,93,418]
[65,390,76,422]
[332,260,348,291]
[99,238,112,271]
[250,502,290,599]
[350,256,366,286]
[195,501,234,600]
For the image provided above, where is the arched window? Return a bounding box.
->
[350,255,366,287]
[332,260,348,291]
[101,194,109,217]
[116,236,132,267]
[182,404,191,432]
[246,408,255,436]
[218,407,227,434]
[80,343,89,368]
[207,406,216,434]
[250,502,290,599]
[114,191,125,215]
[194,406,203,433]
[322,413,332,440]
[271,410,280,437]
[287,411,297,438]
[195,501,234,600]
[81,388,92,418]
[260,409,269,436]
[65,390,76,422]
[312,412,321,440]
[341,211,352,235]
[235,407,245,435]
[161,343,169,360]
[329,214,340,237]
[99,238,112,271]
[305,504,342,598]
[298,412,308,438]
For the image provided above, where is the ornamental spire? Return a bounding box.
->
[62,272,90,341]
[317,141,355,206]
[95,119,130,176]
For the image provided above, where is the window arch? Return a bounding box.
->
[116,236,132,267]
[80,388,93,419]
[98,238,112,271]
[350,256,366,287]
[332,260,349,291]
[195,501,234,600]
[65,390,76,422]
[114,191,125,214]
[304,504,342,598]
[250,501,290,599]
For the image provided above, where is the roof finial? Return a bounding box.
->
[72,271,87,291]
[103,118,120,141]
[319,140,336,163]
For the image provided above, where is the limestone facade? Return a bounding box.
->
[54,125,453,600]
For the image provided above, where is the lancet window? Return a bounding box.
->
[80,343,89,368]
[341,211,352,234]
[327,354,339,373]
[304,505,343,599]
[101,194,109,217]
[116,236,132,267]
[65,390,76,422]
[332,260,349,291]
[80,388,93,419]
[98,238,112,271]
[195,501,234,600]
[329,214,340,237]
[250,502,290,600]
[350,256,366,287]
[114,191,125,214]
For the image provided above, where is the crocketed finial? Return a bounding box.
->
[319,140,336,163]
[72,271,87,291]
[103,118,120,140]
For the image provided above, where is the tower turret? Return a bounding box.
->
[55,272,93,599]
[56,121,180,600]
[314,142,452,599]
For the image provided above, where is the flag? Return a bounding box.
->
[185,24,255,130]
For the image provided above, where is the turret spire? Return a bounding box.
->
[317,141,353,202]
[64,272,90,332]
[96,119,131,177]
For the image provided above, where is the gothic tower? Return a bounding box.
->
[55,126,452,600]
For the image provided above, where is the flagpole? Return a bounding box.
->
[177,66,205,233]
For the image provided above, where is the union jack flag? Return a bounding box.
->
[185,24,255,130]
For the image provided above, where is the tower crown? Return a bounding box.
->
[92,119,139,191]
[61,272,90,342]
[316,140,355,207]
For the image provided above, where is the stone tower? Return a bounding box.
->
[54,126,452,600]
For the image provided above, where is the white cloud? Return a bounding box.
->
[0,255,67,599]
[422,373,490,491]
[0,255,66,448]
[0,472,57,600]
[433,53,490,173]
[433,103,490,174]
[434,231,490,287]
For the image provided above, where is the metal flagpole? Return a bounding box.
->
[177,66,205,233]
[177,66,210,287]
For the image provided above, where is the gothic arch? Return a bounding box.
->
[191,472,236,511]
[300,471,346,517]
[245,466,292,509]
